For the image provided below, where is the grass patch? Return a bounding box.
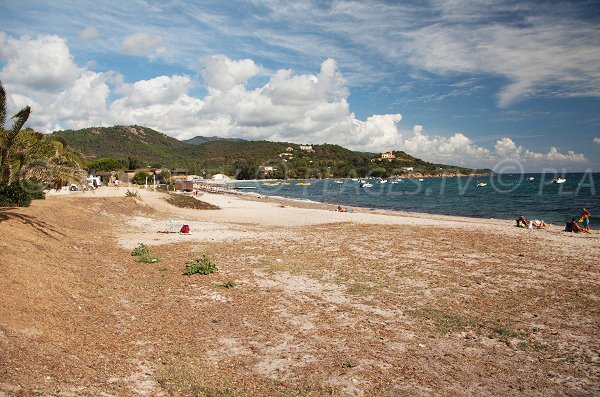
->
[184,255,217,275]
[131,243,150,256]
[341,360,356,368]
[411,307,480,334]
[222,280,236,289]
[165,193,220,210]
[137,254,161,263]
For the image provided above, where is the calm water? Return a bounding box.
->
[231,173,598,224]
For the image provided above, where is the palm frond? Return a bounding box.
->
[10,106,31,138]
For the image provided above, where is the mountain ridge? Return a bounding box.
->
[51,125,487,178]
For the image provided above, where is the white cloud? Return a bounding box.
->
[80,27,99,40]
[0,32,589,170]
[594,137,600,144]
[200,55,261,92]
[0,33,81,92]
[121,32,166,59]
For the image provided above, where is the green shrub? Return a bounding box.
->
[131,171,149,185]
[222,280,236,289]
[183,255,217,276]
[131,243,150,256]
[0,180,45,207]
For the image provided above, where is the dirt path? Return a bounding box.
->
[1,194,598,396]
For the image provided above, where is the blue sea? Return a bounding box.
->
[231,173,598,225]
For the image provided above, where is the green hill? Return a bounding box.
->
[51,125,486,178]
[52,125,199,168]
[183,136,245,145]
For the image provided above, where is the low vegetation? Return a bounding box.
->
[131,243,150,257]
[222,280,236,289]
[165,193,220,210]
[183,255,217,275]
[125,189,139,198]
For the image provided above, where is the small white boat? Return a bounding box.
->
[351,178,358,181]
[334,180,343,184]
[418,178,424,182]
[360,182,373,188]
[380,179,388,184]
[476,182,487,187]
[528,177,535,181]
[390,180,398,184]
[553,178,566,184]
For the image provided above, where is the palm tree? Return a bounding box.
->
[0,82,31,183]
[0,81,85,186]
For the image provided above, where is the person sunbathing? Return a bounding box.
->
[529,219,546,229]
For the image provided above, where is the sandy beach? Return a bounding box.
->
[1,187,598,396]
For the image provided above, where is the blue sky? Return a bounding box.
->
[0,0,599,170]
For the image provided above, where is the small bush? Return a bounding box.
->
[125,189,139,198]
[222,280,236,289]
[131,243,150,256]
[183,255,217,276]
[0,180,45,207]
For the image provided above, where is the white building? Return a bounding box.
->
[381,151,395,160]
[212,173,231,181]
[299,144,314,152]
[401,167,414,172]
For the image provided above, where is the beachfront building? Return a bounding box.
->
[381,151,396,160]
[212,173,231,181]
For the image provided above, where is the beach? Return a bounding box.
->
[1,188,598,396]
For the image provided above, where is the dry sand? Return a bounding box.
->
[1,187,598,396]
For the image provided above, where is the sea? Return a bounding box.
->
[231,173,598,225]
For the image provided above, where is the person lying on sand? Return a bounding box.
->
[529,219,546,229]
[336,206,350,213]
[516,216,545,229]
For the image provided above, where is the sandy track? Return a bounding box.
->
[1,189,598,396]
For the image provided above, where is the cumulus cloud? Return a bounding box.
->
[80,27,99,40]
[0,33,81,92]
[121,32,166,59]
[200,55,261,91]
[0,32,589,170]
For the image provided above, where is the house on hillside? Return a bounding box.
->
[401,167,414,172]
[299,144,314,152]
[381,151,396,160]
[259,166,276,172]
[285,146,294,152]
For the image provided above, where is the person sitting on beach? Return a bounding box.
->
[579,208,591,233]
[565,218,583,233]
[336,206,348,213]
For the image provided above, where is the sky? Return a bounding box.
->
[0,0,599,171]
